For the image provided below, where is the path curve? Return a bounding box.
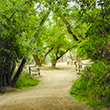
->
[0,62,92,110]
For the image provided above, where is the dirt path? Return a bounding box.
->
[0,62,93,110]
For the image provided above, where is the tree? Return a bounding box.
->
[8,0,53,87]
[0,0,70,90]
[70,1,110,108]
[76,0,110,63]
[32,0,85,68]
[0,0,42,91]
[41,21,77,68]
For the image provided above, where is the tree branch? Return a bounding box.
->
[30,11,51,44]
[44,47,53,58]
[62,18,79,41]
[9,0,33,22]
[41,47,53,64]
[57,50,69,60]
[56,45,77,60]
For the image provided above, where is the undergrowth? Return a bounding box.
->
[14,72,40,89]
[70,62,110,109]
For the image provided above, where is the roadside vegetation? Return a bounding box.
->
[70,62,110,109]
[14,71,40,89]
[70,0,110,109]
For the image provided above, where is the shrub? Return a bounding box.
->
[14,72,40,89]
[70,62,110,109]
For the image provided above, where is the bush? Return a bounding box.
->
[14,72,40,89]
[70,62,110,109]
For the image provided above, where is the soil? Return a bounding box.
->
[0,62,93,110]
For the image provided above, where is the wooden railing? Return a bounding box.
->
[27,64,41,76]
[74,60,93,75]
[67,59,92,75]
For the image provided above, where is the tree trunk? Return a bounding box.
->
[33,55,42,67]
[5,64,11,86]
[6,61,16,86]
[41,59,46,64]
[9,61,16,80]
[52,49,70,68]
[41,47,54,64]
[6,72,11,86]
[52,60,57,68]
[0,71,4,93]
[11,58,26,87]
[52,46,60,68]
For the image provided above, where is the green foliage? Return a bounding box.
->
[0,0,40,60]
[76,2,110,63]
[35,19,76,66]
[0,0,40,88]
[77,37,105,61]
[14,72,40,89]
[70,62,110,109]
[69,1,110,109]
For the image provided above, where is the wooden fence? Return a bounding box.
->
[27,64,41,76]
[74,60,93,75]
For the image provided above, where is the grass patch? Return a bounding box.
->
[14,72,40,89]
[70,62,110,109]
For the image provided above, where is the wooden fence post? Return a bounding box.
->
[29,66,31,75]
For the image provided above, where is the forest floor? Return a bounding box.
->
[0,61,93,110]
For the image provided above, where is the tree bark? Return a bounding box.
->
[41,47,53,64]
[6,61,16,86]
[52,50,68,68]
[52,46,75,68]
[9,61,16,80]
[41,59,46,64]
[33,55,42,67]
[0,71,4,93]
[11,59,26,87]
[52,46,60,68]
[52,60,57,68]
